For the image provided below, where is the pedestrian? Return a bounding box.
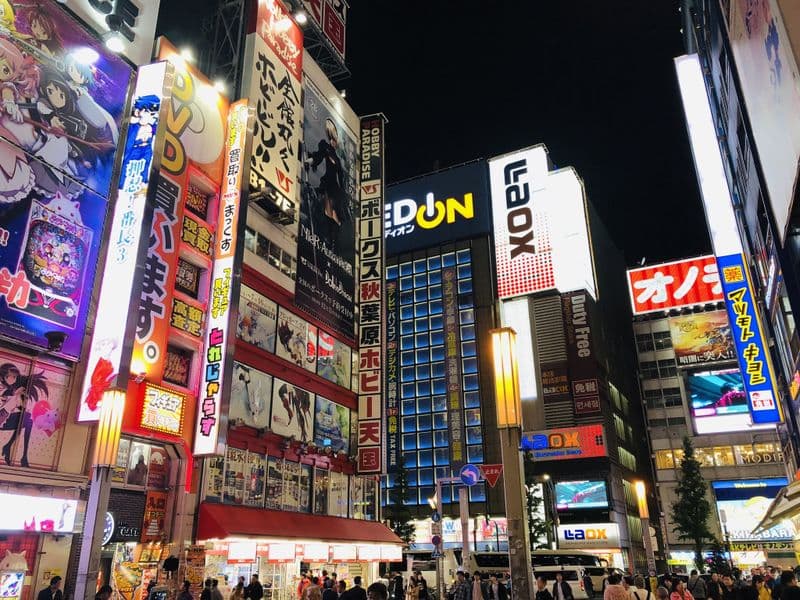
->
[201,579,213,600]
[473,571,488,600]
[367,583,388,600]
[95,585,113,600]
[389,573,404,600]
[212,579,224,600]
[145,582,157,600]
[376,573,390,590]
[298,573,312,600]
[708,574,723,600]
[246,575,264,600]
[722,575,739,600]
[753,575,771,600]
[583,573,595,599]
[649,573,660,596]
[405,575,420,600]
[632,576,652,600]
[781,572,800,600]
[671,580,694,600]
[341,577,367,600]
[305,579,322,600]
[451,572,470,600]
[323,579,337,600]
[689,571,707,600]
[37,576,63,600]
[231,581,245,600]
[605,574,629,600]
[656,588,669,600]
[179,581,194,600]
[488,575,508,600]
[338,581,347,597]
[536,575,555,600]
[553,571,574,600]
[414,571,429,600]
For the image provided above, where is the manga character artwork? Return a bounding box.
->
[0,0,130,358]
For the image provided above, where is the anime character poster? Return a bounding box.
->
[0,1,131,358]
[0,347,68,469]
[229,361,272,429]
[236,285,277,352]
[313,395,350,453]
[127,442,150,486]
[275,306,316,372]
[316,330,351,389]
[295,60,357,340]
[270,376,313,443]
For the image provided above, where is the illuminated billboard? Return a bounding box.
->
[385,162,491,254]
[668,311,735,366]
[688,368,773,434]
[489,145,595,300]
[712,478,793,541]
[627,255,723,315]
[520,424,607,461]
[555,480,608,510]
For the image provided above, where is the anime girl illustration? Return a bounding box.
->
[0,0,19,37]
[304,117,348,247]
[0,37,39,203]
[63,55,118,147]
[18,4,62,58]
[0,362,48,467]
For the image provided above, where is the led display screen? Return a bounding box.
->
[688,368,773,434]
[555,480,608,510]
[712,478,793,541]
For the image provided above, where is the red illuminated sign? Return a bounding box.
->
[626,255,723,315]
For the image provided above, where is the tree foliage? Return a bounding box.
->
[527,483,551,550]
[385,464,416,545]
[670,437,713,570]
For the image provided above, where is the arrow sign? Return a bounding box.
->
[479,464,504,488]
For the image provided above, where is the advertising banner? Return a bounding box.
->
[141,491,168,543]
[241,0,304,239]
[626,255,723,315]
[295,65,357,339]
[0,492,77,533]
[140,383,186,437]
[668,311,735,366]
[443,265,466,469]
[557,522,620,548]
[728,0,800,243]
[78,61,171,422]
[489,145,595,300]
[712,478,794,541]
[520,424,607,461]
[230,362,273,429]
[356,114,386,474]
[194,100,253,456]
[314,396,350,453]
[687,368,773,434]
[541,362,571,402]
[317,330,352,389]
[555,480,608,510]
[717,253,782,424]
[237,285,278,352]
[276,306,317,372]
[385,278,399,473]
[0,1,132,359]
[270,377,314,443]
[562,291,601,415]
[385,162,491,255]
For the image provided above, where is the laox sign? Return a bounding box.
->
[558,522,620,548]
[563,527,608,540]
[529,431,580,449]
[501,159,536,257]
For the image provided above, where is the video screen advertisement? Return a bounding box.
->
[555,480,609,510]
[0,0,132,359]
[687,368,774,434]
[712,478,794,541]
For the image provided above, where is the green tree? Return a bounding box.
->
[385,464,416,545]
[526,482,551,550]
[709,538,731,575]
[670,437,713,570]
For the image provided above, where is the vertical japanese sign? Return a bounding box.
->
[241,0,303,255]
[194,100,254,455]
[562,291,601,415]
[357,114,386,474]
[717,254,782,424]
[385,279,399,473]
[78,62,172,422]
[442,266,466,469]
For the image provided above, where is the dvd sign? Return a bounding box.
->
[385,163,490,254]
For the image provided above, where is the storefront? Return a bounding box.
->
[194,504,403,599]
[409,517,509,552]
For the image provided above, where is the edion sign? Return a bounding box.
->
[558,523,620,548]
[627,255,723,315]
[489,145,595,300]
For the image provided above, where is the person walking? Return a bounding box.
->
[367,583,388,600]
[631,576,652,600]
[202,579,213,600]
[389,573,404,600]
[179,581,194,600]
[688,572,707,600]
[341,577,367,600]
[553,572,574,600]
[708,574,723,600]
[405,576,420,600]
[246,575,264,600]
[473,572,488,600]
[671,579,695,600]
[322,579,338,600]
[488,575,508,600]
[231,581,245,600]
[37,576,63,600]
[583,573,594,599]
[536,575,554,600]
[212,580,225,600]
[605,574,629,600]
[451,572,471,600]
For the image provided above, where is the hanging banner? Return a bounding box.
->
[668,310,736,366]
[78,61,172,422]
[562,291,601,415]
[194,100,254,455]
[357,114,386,474]
[717,253,782,424]
[295,61,357,339]
[443,266,466,469]
[385,279,399,473]
[141,491,168,542]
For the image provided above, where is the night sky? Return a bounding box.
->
[157,0,711,265]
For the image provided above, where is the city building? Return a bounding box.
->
[629,263,791,569]
[680,0,800,467]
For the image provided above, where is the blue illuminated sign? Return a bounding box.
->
[716,253,781,424]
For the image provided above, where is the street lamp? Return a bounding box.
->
[75,388,127,600]
[490,328,534,600]
[634,481,656,572]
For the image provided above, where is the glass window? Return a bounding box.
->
[416,381,431,396]
[466,426,483,445]
[643,389,662,409]
[462,357,478,374]
[401,321,414,335]
[464,391,481,408]
[427,256,441,270]
[429,299,443,314]
[418,467,434,484]
[461,341,476,357]
[402,434,416,451]
[400,276,413,291]
[401,336,415,351]
[431,346,445,361]
[428,271,442,285]
[417,397,432,413]
[399,262,413,276]
[662,388,682,406]
[442,252,456,267]
[400,291,414,306]
[465,408,481,426]
[433,413,447,429]
[457,249,471,264]
[429,285,443,300]
[467,445,484,464]
[415,349,430,364]
[415,364,431,379]
[432,378,446,394]
[417,433,433,449]
[414,259,427,274]
[417,414,432,430]
[433,395,447,411]
[430,330,444,346]
[400,306,414,320]
[636,333,655,352]
[463,374,479,391]
[460,308,475,324]
[433,431,448,447]
[430,315,443,330]
[712,446,735,466]
[244,227,257,253]
[640,361,659,379]
[414,289,428,303]
[431,362,445,378]
[693,448,716,467]
[658,359,677,378]
[402,452,417,468]
[415,303,428,318]
[458,279,473,294]
[415,318,429,333]
[653,331,672,349]
[655,450,675,469]
[457,263,472,279]
[401,399,416,416]
[401,351,415,366]
[387,265,398,280]
[468,482,486,503]
[434,448,449,465]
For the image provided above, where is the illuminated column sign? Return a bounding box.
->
[385,279,399,473]
[357,114,387,474]
[78,61,172,422]
[675,54,782,425]
[442,265,465,470]
[194,100,254,455]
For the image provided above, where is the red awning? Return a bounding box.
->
[196,503,403,545]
